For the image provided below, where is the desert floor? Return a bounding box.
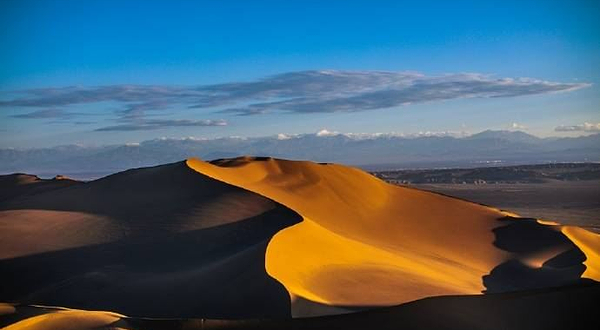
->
[413,180,600,233]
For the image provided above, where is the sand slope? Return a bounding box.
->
[3,281,599,330]
[187,156,600,316]
[0,162,300,318]
[0,174,80,204]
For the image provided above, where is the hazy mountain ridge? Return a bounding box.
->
[1,131,599,178]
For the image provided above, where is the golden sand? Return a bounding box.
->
[186,157,600,314]
[3,309,123,330]
[562,226,600,280]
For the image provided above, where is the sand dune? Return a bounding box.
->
[0,210,116,259]
[1,156,599,327]
[0,174,80,204]
[187,156,600,316]
[0,162,299,318]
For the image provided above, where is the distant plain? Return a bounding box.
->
[374,163,600,233]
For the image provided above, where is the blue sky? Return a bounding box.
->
[1,0,599,148]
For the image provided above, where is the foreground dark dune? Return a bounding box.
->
[1,156,599,329]
[2,281,598,330]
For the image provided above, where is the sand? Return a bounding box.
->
[1,156,599,326]
[0,210,116,259]
[3,281,599,330]
[3,309,123,330]
[0,174,80,203]
[563,226,600,280]
[187,156,600,316]
[0,162,299,319]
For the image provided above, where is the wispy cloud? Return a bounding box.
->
[94,119,227,131]
[216,72,590,115]
[10,109,79,119]
[555,122,600,132]
[1,71,590,120]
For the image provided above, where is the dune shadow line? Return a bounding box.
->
[483,216,587,293]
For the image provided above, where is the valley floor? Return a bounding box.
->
[412,180,600,233]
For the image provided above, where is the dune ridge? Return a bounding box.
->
[186,156,600,316]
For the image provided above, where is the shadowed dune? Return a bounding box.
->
[0,162,283,259]
[1,162,280,237]
[0,162,301,318]
[0,213,297,318]
[2,281,599,330]
[0,174,80,204]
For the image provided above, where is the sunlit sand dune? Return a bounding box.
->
[187,156,600,316]
[1,156,599,328]
[563,226,600,279]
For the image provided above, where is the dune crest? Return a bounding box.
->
[187,157,600,316]
[562,226,600,280]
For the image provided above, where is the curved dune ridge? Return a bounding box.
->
[186,156,600,315]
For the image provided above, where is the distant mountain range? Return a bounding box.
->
[1,130,599,179]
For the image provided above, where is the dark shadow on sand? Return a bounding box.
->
[0,206,300,319]
[483,216,587,293]
[4,281,599,330]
